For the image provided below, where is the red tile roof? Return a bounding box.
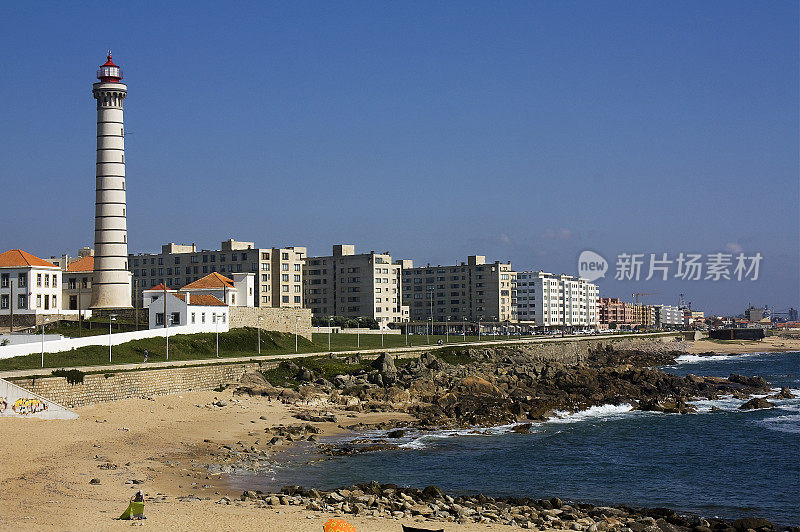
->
[144,283,174,292]
[174,293,226,307]
[66,255,94,272]
[0,249,58,269]
[181,272,234,290]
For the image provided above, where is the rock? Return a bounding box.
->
[89,478,101,485]
[512,423,532,434]
[422,485,445,501]
[769,387,795,399]
[213,400,228,407]
[242,490,260,500]
[732,517,773,530]
[297,368,315,382]
[739,398,775,410]
[372,353,398,383]
[728,374,769,389]
[387,429,405,438]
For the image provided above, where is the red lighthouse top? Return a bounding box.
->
[97,51,123,83]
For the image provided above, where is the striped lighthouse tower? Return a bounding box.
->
[90,52,132,309]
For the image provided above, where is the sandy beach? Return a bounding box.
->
[684,335,800,355]
[1,389,523,532]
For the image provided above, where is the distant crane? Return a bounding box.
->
[679,293,691,310]
[632,292,658,305]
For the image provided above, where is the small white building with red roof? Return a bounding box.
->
[0,249,62,326]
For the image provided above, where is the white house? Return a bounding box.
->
[179,272,254,307]
[0,249,62,326]
[147,291,229,329]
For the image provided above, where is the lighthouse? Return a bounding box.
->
[89,52,132,309]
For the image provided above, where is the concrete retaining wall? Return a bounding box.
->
[229,307,313,339]
[11,362,259,409]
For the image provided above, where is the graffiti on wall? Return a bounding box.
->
[12,397,48,416]
[0,397,7,414]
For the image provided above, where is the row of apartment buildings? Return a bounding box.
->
[127,241,600,329]
[2,239,698,332]
[598,297,688,329]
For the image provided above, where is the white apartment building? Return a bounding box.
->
[654,305,683,328]
[130,239,305,310]
[515,271,599,330]
[0,250,62,326]
[304,245,406,328]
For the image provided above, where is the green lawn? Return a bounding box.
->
[0,328,531,372]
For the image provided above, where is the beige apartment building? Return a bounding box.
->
[303,245,406,328]
[129,239,305,309]
[400,255,516,324]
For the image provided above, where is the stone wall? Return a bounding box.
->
[230,307,313,339]
[0,313,63,329]
[11,362,259,408]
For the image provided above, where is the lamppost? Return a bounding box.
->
[426,317,430,344]
[405,319,408,346]
[445,316,450,343]
[295,316,299,353]
[41,321,45,368]
[257,315,262,354]
[380,325,384,348]
[328,317,333,351]
[356,317,361,349]
[215,312,219,357]
[463,317,466,342]
[478,317,483,341]
[108,314,117,362]
[428,286,434,340]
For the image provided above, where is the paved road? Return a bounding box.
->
[0,332,676,379]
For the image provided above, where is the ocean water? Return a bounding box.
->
[241,351,800,525]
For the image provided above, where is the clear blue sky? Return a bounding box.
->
[1,2,797,315]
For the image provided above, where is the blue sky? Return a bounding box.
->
[0,2,797,315]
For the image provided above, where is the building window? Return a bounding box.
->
[82,277,89,289]
[36,273,42,287]
[36,294,42,308]
[294,296,301,303]
[201,313,206,324]
[294,264,301,271]
[52,295,57,307]
[17,273,26,288]
[282,296,289,303]
[171,312,180,325]
[18,294,27,309]
[0,273,8,288]
[155,313,164,326]
[0,295,8,309]
[191,312,196,324]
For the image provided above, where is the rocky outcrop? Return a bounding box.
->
[738,397,776,410]
[234,483,784,532]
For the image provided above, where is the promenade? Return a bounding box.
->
[0,332,675,379]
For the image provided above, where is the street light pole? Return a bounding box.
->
[328,317,332,351]
[446,316,449,344]
[295,316,299,353]
[41,322,45,368]
[463,317,466,342]
[215,313,219,357]
[257,316,262,355]
[478,317,482,341]
[426,317,430,345]
[108,314,117,362]
[357,318,361,349]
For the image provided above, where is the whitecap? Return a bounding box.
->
[674,352,771,364]
[548,403,636,424]
[756,413,800,434]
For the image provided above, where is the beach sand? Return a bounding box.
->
[685,336,800,354]
[1,390,523,532]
